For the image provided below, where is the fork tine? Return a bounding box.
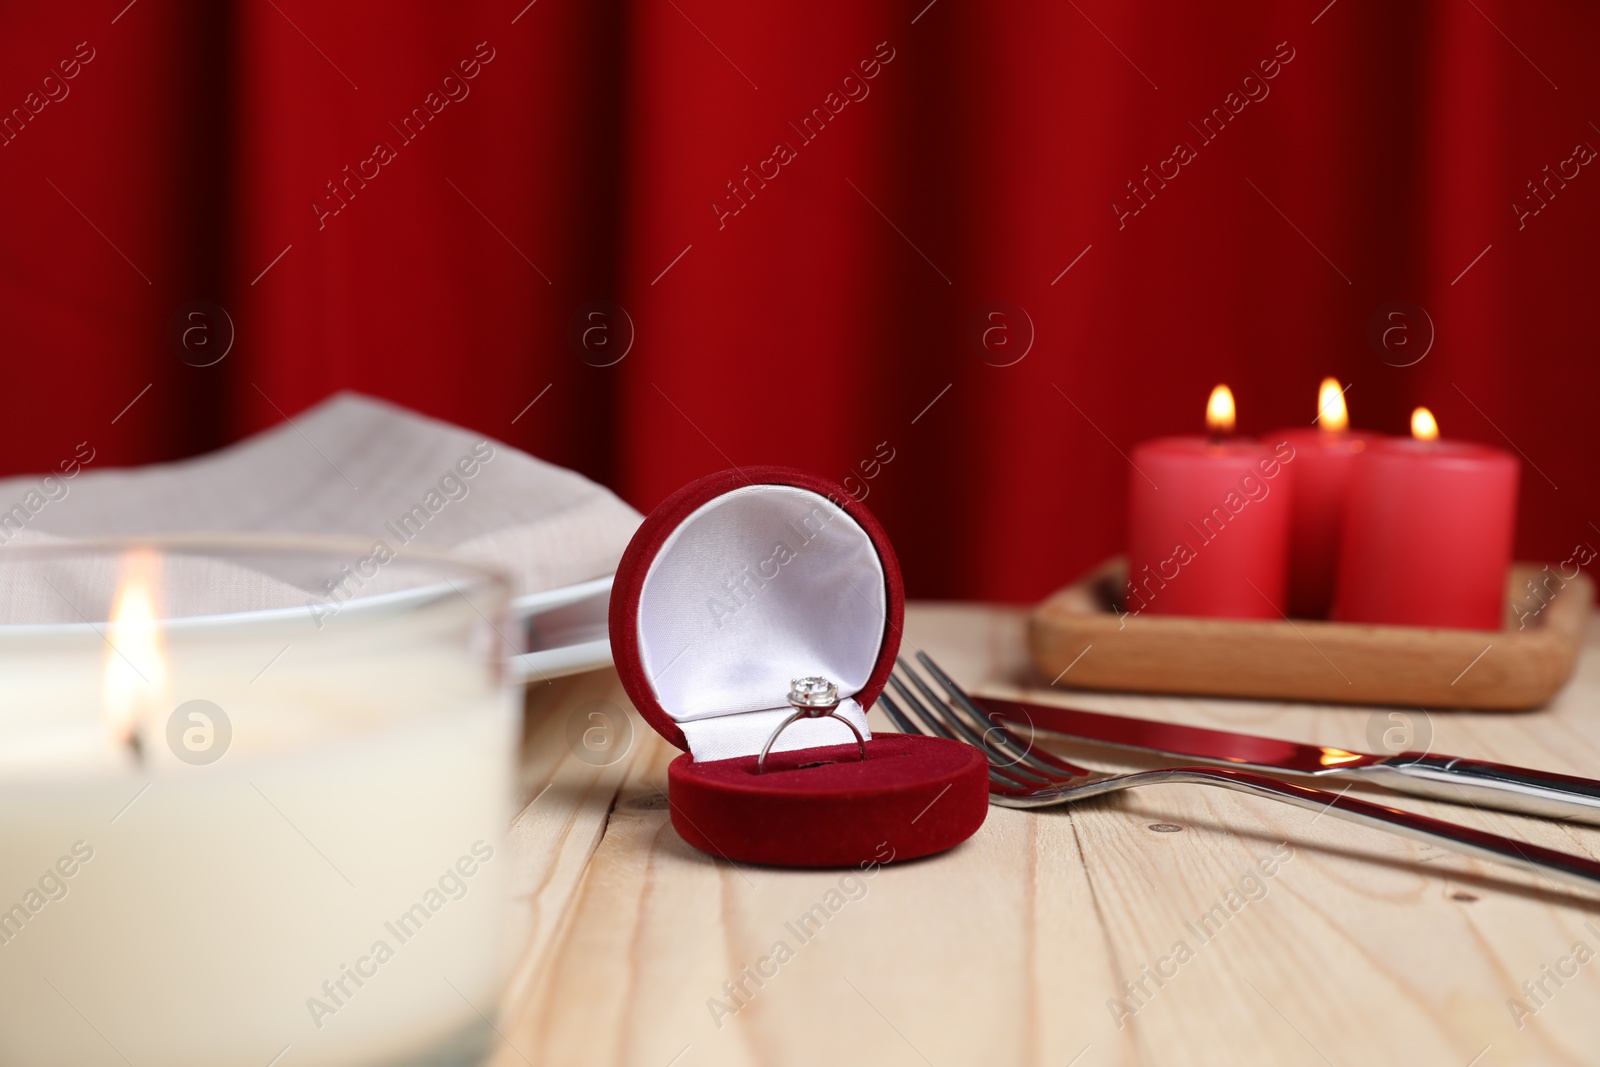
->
[894,659,996,749]
[876,690,921,736]
[913,653,1085,780]
[885,679,1052,792]
[886,672,959,741]
[898,656,969,727]
[896,661,1058,788]
[892,659,1061,788]
[913,651,1090,779]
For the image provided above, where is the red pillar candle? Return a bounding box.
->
[1125,386,1294,620]
[1333,408,1519,630]
[1273,379,1383,619]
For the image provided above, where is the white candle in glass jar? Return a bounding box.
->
[0,544,518,1067]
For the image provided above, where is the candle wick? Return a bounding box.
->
[126,728,145,767]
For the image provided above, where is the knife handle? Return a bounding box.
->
[1361,753,1600,826]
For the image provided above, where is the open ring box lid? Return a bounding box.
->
[610,467,988,867]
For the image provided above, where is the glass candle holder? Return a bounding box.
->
[0,535,517,1067]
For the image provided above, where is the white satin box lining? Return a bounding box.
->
[634,484,887,761]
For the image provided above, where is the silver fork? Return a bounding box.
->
[881,652,1600,893]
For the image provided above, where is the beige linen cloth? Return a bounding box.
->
[0,392,641,622]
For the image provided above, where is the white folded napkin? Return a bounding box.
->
[0,392,641,613]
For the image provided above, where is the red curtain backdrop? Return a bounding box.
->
[2,0,1595,602]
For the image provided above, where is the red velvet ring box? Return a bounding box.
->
[609,467,989,867]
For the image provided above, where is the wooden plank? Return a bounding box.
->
[494,603,1600,1067]
[1030,559,1590,709]
[483,669,656,1064]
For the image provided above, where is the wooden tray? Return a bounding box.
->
[1028,558,1592,710]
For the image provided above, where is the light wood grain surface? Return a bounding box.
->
[491,603,1600,1067]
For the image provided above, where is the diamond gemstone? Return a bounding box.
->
[788,676,839,707]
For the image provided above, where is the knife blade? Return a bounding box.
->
[977,696,1600,826]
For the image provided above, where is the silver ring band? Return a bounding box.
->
[757,706,868,773]
[757,675,868,773]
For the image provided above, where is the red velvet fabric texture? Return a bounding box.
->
[667,735,989,867]
[2,3,1594,602]
[610,466,905,752]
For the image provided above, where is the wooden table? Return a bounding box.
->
[492,603,1600,1067]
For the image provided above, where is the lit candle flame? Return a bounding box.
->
[1411,406,1439,441]
[104,548,169,758]
[1206,384,1236,437]
[1316,377,1348,432]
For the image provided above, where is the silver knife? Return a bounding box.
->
[977,697,1600,826]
